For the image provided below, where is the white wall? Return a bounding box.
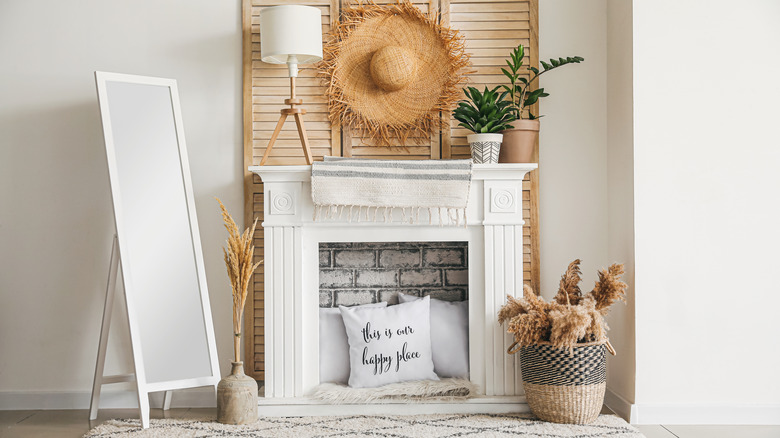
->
[604,0,636,419]
[0,0,618,409]
[539,1,610,297]
[632,0,780,423]
[541,0,639,420]
[0,0,243,407]
[6,0,777,422]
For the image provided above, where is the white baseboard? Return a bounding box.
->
[604,388,638,423]
[605,388,780,425]
[5,388,779,425]
[632,402,780,425]
[0,387,216,410]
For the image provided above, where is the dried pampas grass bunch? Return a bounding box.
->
[499,260,627,354]
[217,198,263,363]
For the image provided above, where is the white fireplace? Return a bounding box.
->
[250,163,537,416]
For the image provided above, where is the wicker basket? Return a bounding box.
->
[517,339,613,424]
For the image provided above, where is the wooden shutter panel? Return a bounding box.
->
[243,0,540,381]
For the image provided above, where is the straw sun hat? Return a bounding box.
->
[319,1,471,145]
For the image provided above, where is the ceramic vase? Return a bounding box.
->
[217,361,258,425]
[468,133,503,164]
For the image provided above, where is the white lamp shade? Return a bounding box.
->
[259,5,323,65]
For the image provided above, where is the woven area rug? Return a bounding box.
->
[84,414,645,437]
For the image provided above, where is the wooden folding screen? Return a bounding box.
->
[243,0,539,381]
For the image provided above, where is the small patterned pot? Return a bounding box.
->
[468,133,503,164]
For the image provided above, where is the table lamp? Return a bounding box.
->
[258,5,323,165]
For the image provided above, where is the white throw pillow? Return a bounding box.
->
[319,302,387,384]
[398,292,469,379]
[339,296,438,388]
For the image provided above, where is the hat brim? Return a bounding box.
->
[319,1,471,146]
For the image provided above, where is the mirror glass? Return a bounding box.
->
[104,81,212,383]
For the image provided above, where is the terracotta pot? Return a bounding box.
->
[467,133,503,164]
[499,119,540,163]
[217,361,258,425]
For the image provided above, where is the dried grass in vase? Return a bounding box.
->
[499,259,627,354]
[217,198,263,363]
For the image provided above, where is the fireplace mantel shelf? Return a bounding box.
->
[249,162,537,416]
[251,163,537,228]
[249,163,537,182]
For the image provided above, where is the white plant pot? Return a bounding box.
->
[468,133,503,164]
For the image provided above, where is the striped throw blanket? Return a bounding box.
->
[311,157,472,225]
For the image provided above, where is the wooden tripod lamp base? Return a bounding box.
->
[259,77,313,165]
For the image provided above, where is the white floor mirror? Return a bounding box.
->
[90,72,220,428]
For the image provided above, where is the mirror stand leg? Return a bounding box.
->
[162,390,173,411]
[89,235,120,421]
[138,390,150,429]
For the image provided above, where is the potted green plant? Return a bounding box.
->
[499,44,584,163]
[498,260,627,424]
[453,86,516,164]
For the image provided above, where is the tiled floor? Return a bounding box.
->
[633,424,780,438]
[1,408,779,437]
[0,408,213,438]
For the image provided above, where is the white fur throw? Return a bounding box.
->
[312,378,478,404]
[311,157,472,226]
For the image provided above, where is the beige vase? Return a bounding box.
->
[499,119,540,163]
[217,362,258,425]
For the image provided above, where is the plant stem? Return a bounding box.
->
[519,70,548,118]
[234,333,241,363]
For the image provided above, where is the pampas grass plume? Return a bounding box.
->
[555,259,582,306]
[588,263,628,314]
[217,198,263,363]
[499,259,627,353]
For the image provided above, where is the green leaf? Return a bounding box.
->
[541,61,551,70]
[467,86,480,102]
[529,66,539,75]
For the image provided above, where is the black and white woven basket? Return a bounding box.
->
[518,340,611,424]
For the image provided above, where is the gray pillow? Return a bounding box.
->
[319,302,387,384]
[398,292,469,379]
[339,296,438,388]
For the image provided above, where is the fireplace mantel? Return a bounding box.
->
[250,163,537,416]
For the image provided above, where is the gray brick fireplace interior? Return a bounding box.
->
[319,242,469,307]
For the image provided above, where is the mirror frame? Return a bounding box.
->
[94,71,220,409]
